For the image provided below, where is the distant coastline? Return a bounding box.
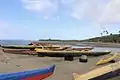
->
[39,34,120,48]
[1,34,120,48]
[39,34,120,43]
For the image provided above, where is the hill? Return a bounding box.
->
[81,34,120,43]
[39,34,120,43]
[39,39,80,42]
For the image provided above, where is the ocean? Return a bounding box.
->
[0,40,31,45]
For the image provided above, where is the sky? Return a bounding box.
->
[0,0,120,40]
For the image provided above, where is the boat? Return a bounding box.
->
[72,47,93,51]
[1,45,36,49]
[49,46,71,51]
[73,61,120,80]
[0,65,55,80]
[2,48,37,55]
[35,48,111,57]
[1,45,61,49]
[96,53,118,65]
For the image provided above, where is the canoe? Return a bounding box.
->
[1,45,36,49]
[0,65,55,80]
[96,53,118,65]
[2,49,37,55]
[49,46,71,51]
[35,48,111,57]
[73,61,120,80]
[1,45,60,49]
[72,47,93,51]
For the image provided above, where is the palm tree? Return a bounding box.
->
[110,33,112,35]
[106,30,109,34]
[110,33,114,43]
[100,33,103,36]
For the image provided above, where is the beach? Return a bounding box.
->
[0,48,119,80]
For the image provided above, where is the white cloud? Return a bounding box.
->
[100,0,120,24]
[66,0,120,24]
[22,0,58,18]
[66,0,106,22]
[21,0,120,24]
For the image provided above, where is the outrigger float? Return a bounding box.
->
[0,65,55,80]
[35,48,111,57]
[73,61,120,80]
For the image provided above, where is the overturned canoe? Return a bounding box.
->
[1,45,60,49]
[2,49,37,55]
[0,65,55,80]
[96,53,118,65]
[73,61,120,80]
[72,47,93,51]
[35,48,111,57]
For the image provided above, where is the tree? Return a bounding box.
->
[100,33,103,36]
[119,31,120,36]
[110,33,112,35]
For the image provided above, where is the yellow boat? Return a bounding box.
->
[73,61,120,80]
[1,45,61,49]
[96,53,118,65]
[35,48,111,57]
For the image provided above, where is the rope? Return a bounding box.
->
[1,48,23,68]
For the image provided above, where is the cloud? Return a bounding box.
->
[100,0,120,24]
[21,0,120,24]
[22,0,58,18]
[65,0,106,22]
[65,0,120,24]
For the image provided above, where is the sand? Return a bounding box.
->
[0,49,119,80]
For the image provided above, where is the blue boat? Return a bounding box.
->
[0,65,55,80]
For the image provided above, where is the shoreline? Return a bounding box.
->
[79,42,120,48]
[0,49,120,80]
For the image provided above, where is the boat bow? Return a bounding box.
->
[0,65,55,80]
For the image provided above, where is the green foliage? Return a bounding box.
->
[39,39,80,42]
[82,34,120,43]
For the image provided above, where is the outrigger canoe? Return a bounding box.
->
[96,53,118,65]
[35,48,111,57]
[72,47,93,51]
[2,49,37,55]
[0,65,55,80]
[1,45,60,49]
[73,61,120,80]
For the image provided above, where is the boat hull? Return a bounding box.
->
[1,45,60,49]
[73,61,120,80]
[72,47,93,51]
[0,65,55,80]
[3,49,37,55]
[90,68,120,80]
[37,51,111,57]
[96,53,118,65]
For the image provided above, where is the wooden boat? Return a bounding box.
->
[2,49,37,55]
[96,53,118,65]
[1,45,60,49]
[35,48,111,57]
[72,47,93,51]
[73,61,120,80]
[0,65,55,80]
[49,46,71,51]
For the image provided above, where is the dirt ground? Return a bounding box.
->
[0,49,119,80]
